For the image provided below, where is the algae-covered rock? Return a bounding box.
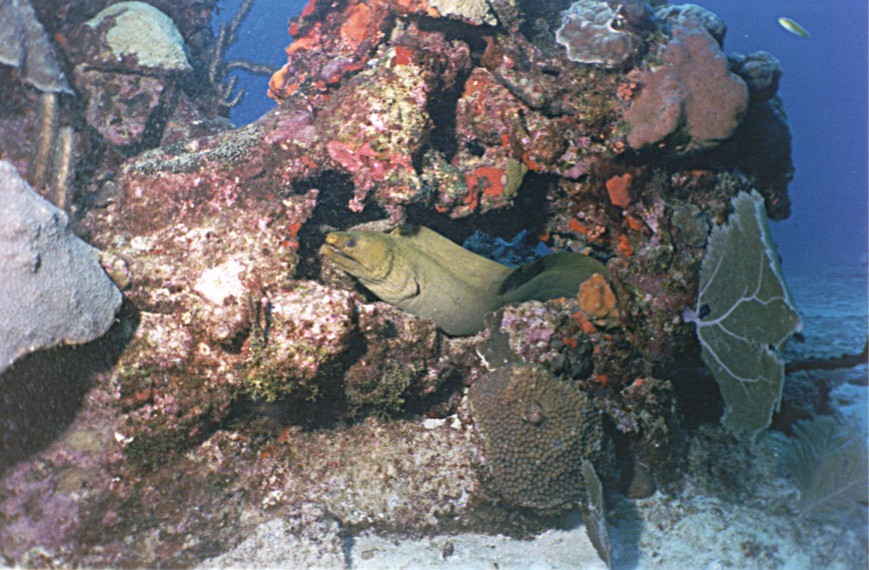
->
[683,190,801,440]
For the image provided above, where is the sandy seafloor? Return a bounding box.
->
[202,263,869,570]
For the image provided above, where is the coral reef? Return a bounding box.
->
[622,25,749,154]
[67,2,191,149]
[428,0,496,25]
[555,0,642,67]
[0,0,814,566]
[83,2,192,72]
[245,281,357,402]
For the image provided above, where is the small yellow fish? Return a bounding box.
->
[778,17,810,38]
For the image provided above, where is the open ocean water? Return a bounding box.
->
[784,263,869,433]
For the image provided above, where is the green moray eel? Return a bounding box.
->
[320,225,611,335]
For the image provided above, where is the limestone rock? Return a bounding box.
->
[0,161,121,374]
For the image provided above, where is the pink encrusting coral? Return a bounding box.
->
[622,25,749,154]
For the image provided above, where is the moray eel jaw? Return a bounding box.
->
[320,231,394,283]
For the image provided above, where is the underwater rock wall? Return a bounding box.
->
[0,0,811,566]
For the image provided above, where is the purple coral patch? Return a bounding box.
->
[623,26,749,154]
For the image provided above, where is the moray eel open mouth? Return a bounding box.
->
[320,241,363,270]
[320,231,387,279]
[320,225,618,335]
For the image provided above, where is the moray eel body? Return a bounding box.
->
[320,225,610,335]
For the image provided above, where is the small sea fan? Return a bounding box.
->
[783,416,868,521]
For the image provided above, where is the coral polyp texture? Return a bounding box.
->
[469,363,604,510]
[683,191,802,440]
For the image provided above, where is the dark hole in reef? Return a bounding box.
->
[0,299,138,475]
[293,170,387,281]
[403,171,554,247]
[424,58,473,164]
[464,140,486,157]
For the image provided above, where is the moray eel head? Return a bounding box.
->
[320,230,394,283]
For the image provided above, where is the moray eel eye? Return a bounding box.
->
[346,238,356,248]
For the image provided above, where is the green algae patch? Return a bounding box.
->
[684,191,801,440]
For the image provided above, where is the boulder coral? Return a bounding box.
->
[623,25,749,154]
[468,363,604,510]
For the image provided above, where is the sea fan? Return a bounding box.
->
[684,190,802,441]
[581,459,611,569]
[783,415,868,521]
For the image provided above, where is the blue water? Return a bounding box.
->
[698,0,869,278]
[215,0,869,279]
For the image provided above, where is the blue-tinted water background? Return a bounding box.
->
[215,0,869,278]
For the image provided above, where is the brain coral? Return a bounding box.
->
[623,25,748,154]
[468,363,603,510]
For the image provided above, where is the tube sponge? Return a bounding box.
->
[683,191,802,440]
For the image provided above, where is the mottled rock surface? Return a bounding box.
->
[0,161,121,374]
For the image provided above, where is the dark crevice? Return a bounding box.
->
[0,299,138,475]
[293,170,387,280]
